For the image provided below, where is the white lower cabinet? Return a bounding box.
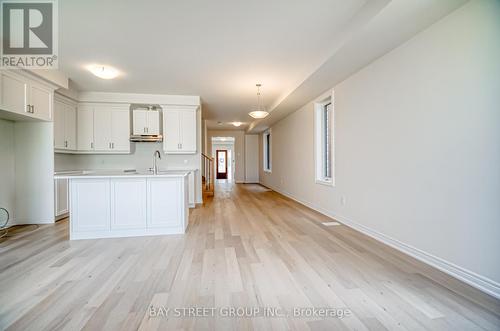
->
[71,179,111,233]
[147,178,181,228]
[68,175,188,240]
[111,178,147,230]
[54,178,69,219]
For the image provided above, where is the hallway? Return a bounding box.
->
[0,184,499,330]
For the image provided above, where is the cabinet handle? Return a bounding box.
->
[146,127,148,133]
[112,142,114,149]
[91,142,94,149]
[64,141,68,148]
[31,105,34,113]
[143,127,146,133]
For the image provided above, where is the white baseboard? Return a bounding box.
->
[7,218,55,227]
[263,182,500,300]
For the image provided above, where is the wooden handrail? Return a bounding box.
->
[202,152,214,161]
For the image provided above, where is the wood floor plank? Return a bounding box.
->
[0,182,498,331]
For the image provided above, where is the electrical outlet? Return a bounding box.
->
[340,195,346,206]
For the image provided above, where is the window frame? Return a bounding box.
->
[263,130,272,173]
[314,92,335,186]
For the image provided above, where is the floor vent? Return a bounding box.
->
[322,221,341,226]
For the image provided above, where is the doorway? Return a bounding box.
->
[211,137,235,182]
[216,150,228,179]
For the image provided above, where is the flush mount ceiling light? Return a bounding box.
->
[232,122,243,127]
[248,84,269,119]
[87,65,120,79]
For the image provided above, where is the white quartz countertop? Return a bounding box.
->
[54,169,191,179]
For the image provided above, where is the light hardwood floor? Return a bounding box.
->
[0,182,499,330]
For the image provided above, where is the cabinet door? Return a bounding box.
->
[54,100,66,149]
[94,108,112,151]
[133,109,148,135]
[147,178,181,228]
[77,105,94,151]
[0,72,28,115]
[110,179,147,230]
[163,110,180,153]
[55,178,69,216]
[71,179,110,232]
[29,82,52,121]
[180,110,197,153]
[147,110,160,135]
[111,109,130,152]
[65,104,77,150]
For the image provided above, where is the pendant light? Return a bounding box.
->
[248,84,269,119]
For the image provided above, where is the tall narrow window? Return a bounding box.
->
[263,130,271,172]
[323,102,332,179]
[315,93,334,185]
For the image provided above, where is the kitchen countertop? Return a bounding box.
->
[54,169,190,179]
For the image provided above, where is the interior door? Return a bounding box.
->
[216,150,228,179]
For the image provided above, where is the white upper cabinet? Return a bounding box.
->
[28,82,53,121]
[133,109,160,135]
[77,104,95,151]
[54,101,65,149]
[93,107,112,151]
[111,108,131,151]
[0,71,54,121]
[0,71,28,115]
[54,96,77,151]
[163,110,181,152]
[180,109,197,152]
[163,106,197,154]
[78,103,130,153]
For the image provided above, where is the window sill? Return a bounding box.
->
[315,179,334,187]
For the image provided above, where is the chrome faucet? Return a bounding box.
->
[152,150,161,175]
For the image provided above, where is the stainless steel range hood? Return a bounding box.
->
[129,134,163,142]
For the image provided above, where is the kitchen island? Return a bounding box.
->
[54,170,190,240]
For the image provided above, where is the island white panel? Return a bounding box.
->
[71,179,110,234]
[147,178,181,228]
[110,178,147,230]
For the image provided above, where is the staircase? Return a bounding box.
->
[202,153,214,199]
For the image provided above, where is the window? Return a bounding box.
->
[314,93,334,185]
[263,130,271,172]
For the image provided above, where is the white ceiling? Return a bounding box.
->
[59,0,466,132]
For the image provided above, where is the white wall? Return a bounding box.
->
[0,120,55,226]
[245,134,259,183]
[0,119,16,225]
[260,0,500,297]
[14,122,55,224]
